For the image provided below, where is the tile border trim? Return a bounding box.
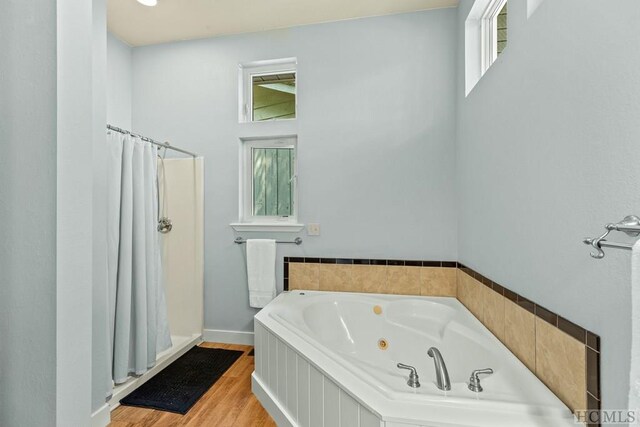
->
[284,256,457,268]
[283,257,601,417]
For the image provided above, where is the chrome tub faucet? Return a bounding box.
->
[427,347,451,391]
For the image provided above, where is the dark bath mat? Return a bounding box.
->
[120,346,243,415]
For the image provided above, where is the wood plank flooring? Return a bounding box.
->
[109,343,276,427]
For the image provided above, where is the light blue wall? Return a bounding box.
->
[455,0,640,413]
[131,9,459,334]
[0,2,57,425]
[107,33,132,129]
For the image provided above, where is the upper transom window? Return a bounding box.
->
[252,73,296,121]
[239,58,297,123]
[482,0,508,73]
[496,3,508,56]
[464,0,508,95]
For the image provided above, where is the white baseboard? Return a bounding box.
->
[203,329,254,345]
[91,403,110,427]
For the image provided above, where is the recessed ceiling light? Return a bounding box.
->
[137,0,157,6]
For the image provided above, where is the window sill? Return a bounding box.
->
[230,222,305,232]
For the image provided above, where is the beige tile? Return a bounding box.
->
[420,267,456,297]
[318,264,353,292]
[535,317,587,413]
[504,300,536,372]
[387,266,420,295]
[457,271,484,320]
[456,270,468,306]
[456,269,466,300]
[352,265,387,294]
[481,286,505,342]
[288,263,319,290]
[469,277,485,321]
[337,265,356,291]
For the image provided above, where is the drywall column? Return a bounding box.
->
[57,0,99,425]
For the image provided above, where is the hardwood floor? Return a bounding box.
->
[109,343,276,427]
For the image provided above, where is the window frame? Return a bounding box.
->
[480,0,507,74]
[465,0,509,95]
[238,58,297,123]
[238,135,299,227]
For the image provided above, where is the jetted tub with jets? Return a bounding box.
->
[252,291,577,427]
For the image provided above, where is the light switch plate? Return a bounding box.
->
[307,223,320,236]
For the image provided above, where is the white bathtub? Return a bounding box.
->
[253,291,577,427]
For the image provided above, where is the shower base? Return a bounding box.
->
[108,333,202,411]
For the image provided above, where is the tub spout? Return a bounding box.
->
[427,347,451,391]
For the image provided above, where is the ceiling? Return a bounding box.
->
[108,0,459,46]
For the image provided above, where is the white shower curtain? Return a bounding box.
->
[107,130,172,384]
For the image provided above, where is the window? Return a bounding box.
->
[464,0,508,95]
[252,73,296,121]
[236,136,299,229]
[234,58,301,231]
[239,58,297,123]
[497,3,508,56]
[481,0,507,73]
[252,146,294,216]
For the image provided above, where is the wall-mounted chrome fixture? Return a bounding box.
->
[158,217,172,234]
[583,215,640,258]
[234,237,302,245]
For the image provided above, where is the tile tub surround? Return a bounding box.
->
[284,257,458,297]
[283,257,601,423]
[456,266,600,421]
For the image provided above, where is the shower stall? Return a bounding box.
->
[103,126,205,410]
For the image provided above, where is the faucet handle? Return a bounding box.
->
[397,363,421,388]
[468,368,493,392]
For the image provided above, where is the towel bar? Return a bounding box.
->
[234,237,302,245]
[584,215,640,258]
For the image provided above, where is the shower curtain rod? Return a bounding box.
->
[107,124,198,158]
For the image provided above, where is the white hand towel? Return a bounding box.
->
[246,239,277,308]
[630,238,640,410]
